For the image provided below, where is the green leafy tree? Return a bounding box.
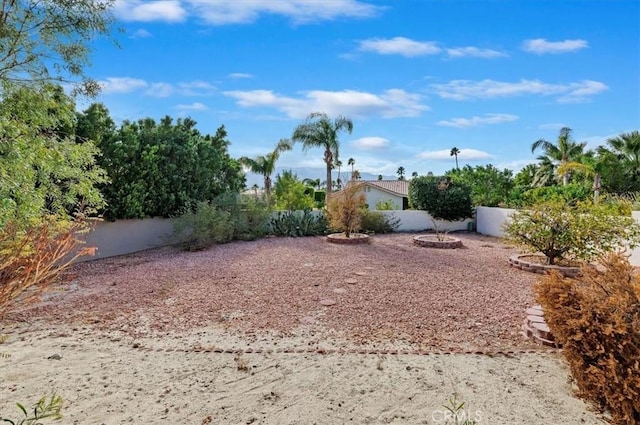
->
[0,84,107,226]
[446,164,514,207]
[274,170,315,211]
[377,174,383,180]
[504,199,640,265]
[408,176,474,222]
[94,113,245,219]
[239,139,292,202]
[0,0,116,96]
[292,112,353,203]
[531,127,587,186]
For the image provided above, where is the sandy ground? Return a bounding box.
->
[0,234,607,424]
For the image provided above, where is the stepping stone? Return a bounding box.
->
[354,271,367,276]
[526,307,543,316]
[320,299,336,306]
[526,315,546,324]
[345,278,358,285]
[333,288,347,294]
[300,316,317,324]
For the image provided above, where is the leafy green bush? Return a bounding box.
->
[173,194,270,250]
[374,199,398,210]
[520,184,591,207]
[504,199,640,265]
[273,170,315,211]
[408,176,473,221]
[360,210,400,234]
[446,164,514,207]
[270,210,327,237]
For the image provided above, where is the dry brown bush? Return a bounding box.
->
[326,183,366,237]
[535,253,640,424]
[0,218,95,319]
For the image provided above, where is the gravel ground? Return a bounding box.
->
[9,232,540,352]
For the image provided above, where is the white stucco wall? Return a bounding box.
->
[628,211,640,266]
[77,218,174,262]
[364,187,403,210]
[476,206,515,237]
[379,210,474,232]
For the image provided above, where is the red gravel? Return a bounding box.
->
[8,233,541,351]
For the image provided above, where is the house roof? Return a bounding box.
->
[345,180,408,197]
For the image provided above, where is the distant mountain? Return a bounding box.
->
[244,167,395,188]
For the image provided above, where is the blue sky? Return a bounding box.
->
[87,0,640,179]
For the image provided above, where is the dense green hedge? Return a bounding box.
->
[408,176,473,221]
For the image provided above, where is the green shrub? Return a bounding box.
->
[536,254,640,424]
[408,176,473,221]
[0,393,64,424]
[520,184,591,206]
[314,191,326,209]
[504,199,640,265]
[270,210,327,237]
[172,194,270,250]
[374,199,398,210]
[360,210,400,234]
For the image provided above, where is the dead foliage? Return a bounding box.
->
[535,253,640,424]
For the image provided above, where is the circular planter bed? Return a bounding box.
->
[326,233,371,245]
[509,254,584,278]
[413,235,463,249]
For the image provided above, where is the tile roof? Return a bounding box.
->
[346,180,409,196]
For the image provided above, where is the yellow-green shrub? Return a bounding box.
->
[535,253,640,424]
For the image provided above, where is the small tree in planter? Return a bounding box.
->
[326,183,366,238]
[504,199,640,265]
[408,176,474,239]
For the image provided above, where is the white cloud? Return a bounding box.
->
[418,149,493,161]
[351,137,390,150]
[229,73,253,79]
[358,37,440,57]
[187,0,381,25]
[431,78,607,102]
[224,88,427,119]
[99,77,148,94]
[130,28,153,38]
[522,38,589,54]
[437,113,519,128]
[99,77,216,97]
[495,159,537,172]
[114,0,187,23]
[446,46,507,58]
[538,123,568,130]
[176,102,208,111]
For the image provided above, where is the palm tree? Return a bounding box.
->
[292,112,353,202]
[239,138,292,201]
[348,157,355,180]
[531,127,586,186]
[303,178,322,190]
[251,183,259,198]
[597,131,640,192]
[411,171,418,178]
[450,147,460,170]
[335,160,343,189]
[397,166,406,180]
[377,174,383,181]
[352,170,361,180]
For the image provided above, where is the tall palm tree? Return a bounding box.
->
[597,131,640,192]
[531,127,586,186]
[347,157,355,180]
[377,174,383,180]
[239,138,292,201]
[335,159,343,189]
[251,184,259,198]
[411,171,418,178]
[450,147,460,170]
[352,170,361,180]
[303,178,321,190]
[292,112,353,202]
[397,166,406,180]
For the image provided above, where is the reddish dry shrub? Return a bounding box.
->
[0,218,96,319]
[535,253,640,424]
[326,183,366,237]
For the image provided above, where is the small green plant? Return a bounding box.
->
[270,210,327,237]
[442,394,478,425]
[374,199,398,210]
[0,394,64,425]
[360,210,399,234]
